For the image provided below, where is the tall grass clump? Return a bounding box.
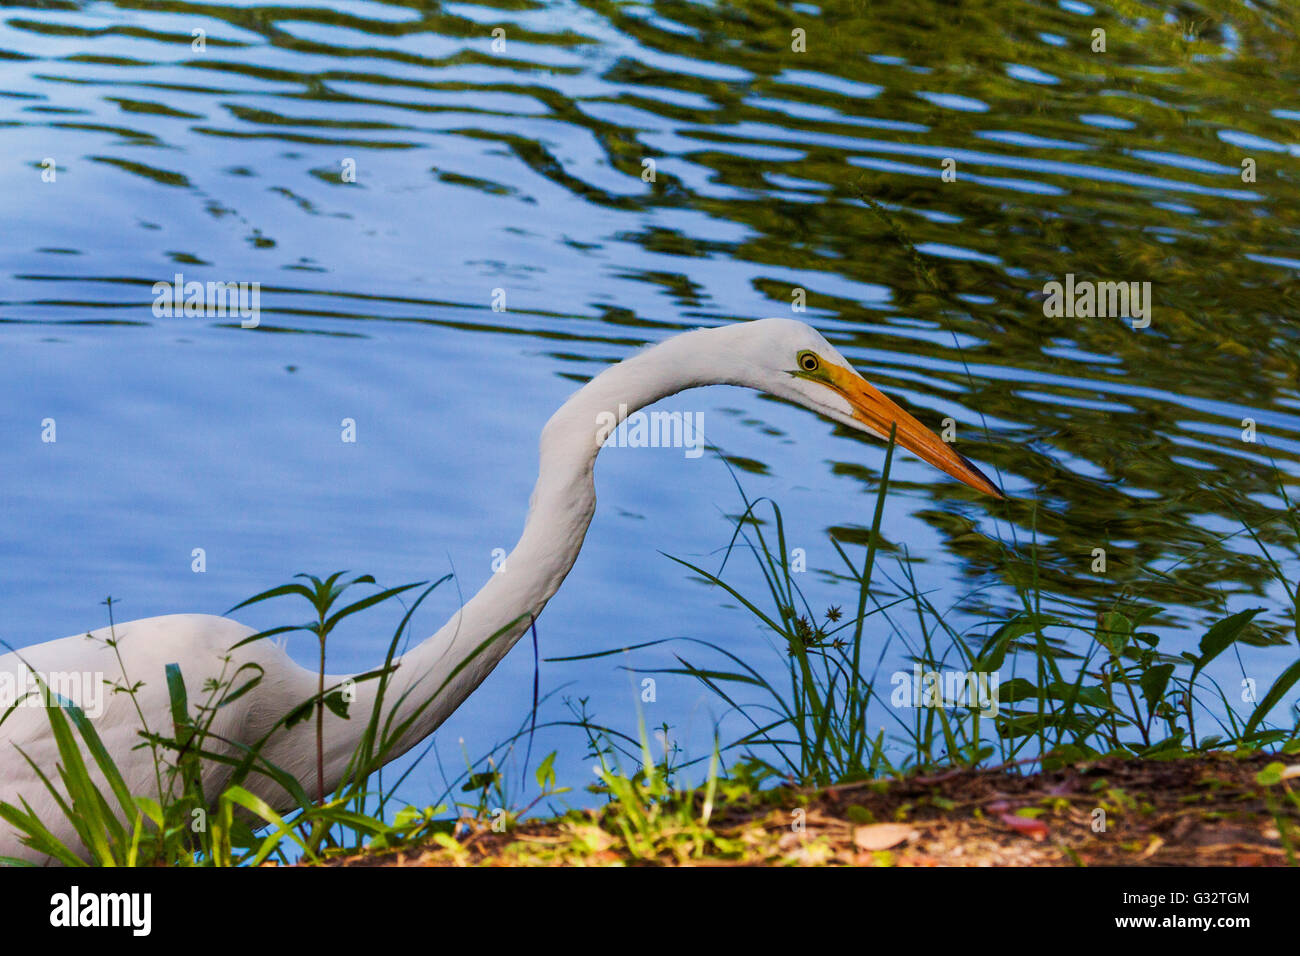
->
[604,440,1300,789]
[0,573,538,866]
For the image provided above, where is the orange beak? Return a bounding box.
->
[824,364,1004,499]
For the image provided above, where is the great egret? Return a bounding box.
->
[0,318,1000,863]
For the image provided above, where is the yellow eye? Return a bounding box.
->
[797,350,820,373]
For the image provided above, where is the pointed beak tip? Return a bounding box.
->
[957,452,1005,499]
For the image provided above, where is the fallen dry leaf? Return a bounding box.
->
[853,823,917,851]
[778,830,805,850]
[1000,814,1049,841]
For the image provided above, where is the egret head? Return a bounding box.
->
[732,318,1003,498]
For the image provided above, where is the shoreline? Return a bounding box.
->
[308,751,1297,867]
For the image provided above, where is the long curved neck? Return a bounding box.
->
[338,325,739,772]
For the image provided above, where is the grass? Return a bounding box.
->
[0,573,533,866]
[327,748,1300,867]
[557,441,1300,785]
[2,446,1299,866]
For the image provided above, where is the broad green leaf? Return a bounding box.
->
[1139,663,1175,711]
[1197,608,1264,669]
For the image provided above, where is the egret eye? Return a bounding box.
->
[797,350,820,373]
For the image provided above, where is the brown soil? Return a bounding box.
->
[314,753,1297,867]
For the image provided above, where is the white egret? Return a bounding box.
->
[0,318,1001,863]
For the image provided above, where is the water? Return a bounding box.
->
[2,0,1299,803]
